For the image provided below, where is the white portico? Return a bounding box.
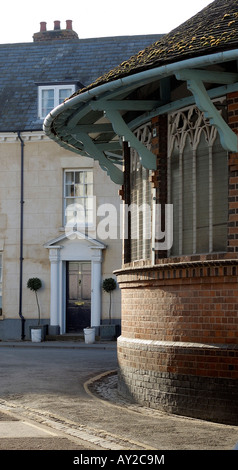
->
[44,232,106,335]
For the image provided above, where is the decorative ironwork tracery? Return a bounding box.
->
[168,100,228,256]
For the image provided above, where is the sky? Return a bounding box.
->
[1,0,213,44]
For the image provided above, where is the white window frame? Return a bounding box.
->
[63,169,94,229]
[38,84,76,119]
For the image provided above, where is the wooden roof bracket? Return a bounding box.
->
[176,68,238,152]
[105,109,157,170]
[74,130,123,184]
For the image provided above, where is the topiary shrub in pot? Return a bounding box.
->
[101,277,117,340]
[27,277,46,341]
[102,277,117,324]
[27,277,42,325]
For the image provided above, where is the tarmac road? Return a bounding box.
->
[0,340,237,460]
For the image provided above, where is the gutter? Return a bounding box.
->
[44,48,238,140]
[17,131,25,341]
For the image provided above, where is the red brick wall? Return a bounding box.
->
[117,338,238,381]
[117,259,238,347]
[227,91,238,254]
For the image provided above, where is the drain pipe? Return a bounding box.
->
[17,131,25,340]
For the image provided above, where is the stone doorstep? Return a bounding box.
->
[45,334,85,342]
[45,334,103,342]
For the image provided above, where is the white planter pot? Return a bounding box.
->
[31,328,42,343]
[83,327,95,344]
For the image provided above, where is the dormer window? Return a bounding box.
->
[38,84,76,119]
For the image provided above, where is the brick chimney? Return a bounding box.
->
[33,20,79,42]
[40,22,47,32]
[54,20,61,30]
[66,20,73,30]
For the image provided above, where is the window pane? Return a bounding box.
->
[86,210,94,225]
[65,184,74,197]
[85,184,93,196]
[74,171,84,196]
[74,198,86,225]
[75,171,84,184]
[183,137,193,254]
[85,171,93,184]
[75,197,85,208]
[65,200,75,224]
[59,88,73,104]
[65,172,74,184]
[42,89,54,116]
[65,172,74,197]
[196,131,209,253]
[86,197,94,210]
[75,183,84,196]
[130,149,152,261]
[171,146,180,256]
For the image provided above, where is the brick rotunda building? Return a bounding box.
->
[45,0,238,424]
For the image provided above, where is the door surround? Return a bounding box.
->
[44,232,106,334]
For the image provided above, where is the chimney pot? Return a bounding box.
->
[66,20,73,30]
[40,22,47,32]
[33,19,79,42]
[54,20,61,30]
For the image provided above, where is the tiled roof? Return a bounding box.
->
[74,0,238,95]
[0,34,162,132]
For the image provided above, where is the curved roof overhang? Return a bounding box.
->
[44,48,238,184]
